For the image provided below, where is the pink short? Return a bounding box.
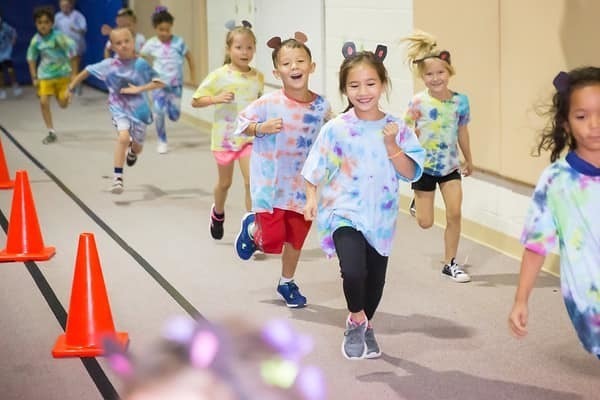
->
[212,144,252,166]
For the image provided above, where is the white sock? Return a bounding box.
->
[279,276,293,285]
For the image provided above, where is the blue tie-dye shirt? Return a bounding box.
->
[85,57,160,124]
[140,35,188,87]
[0,21,16,62]
[302,109,425,257]
[521,152,600,356]
[236,89,331,214]
[404,90,470,176]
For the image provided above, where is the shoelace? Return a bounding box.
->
[450,264,465,276]
[286,282,300,299]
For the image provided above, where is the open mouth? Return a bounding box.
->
[290,72,303,80]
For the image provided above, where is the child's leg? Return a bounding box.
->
[237,153,252,212]
[39,95,54,130]
[414,189,435,229]
[214,162,235,214]
[56,77,71,108]
[114,130,132,168]
[281,243,302,280]
[363,246,389,321]
[439,179,463,264]
[154,111,166,143]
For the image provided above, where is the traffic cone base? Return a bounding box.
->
[0,246,55,262]
[0,180,14,189]
[52,332,129,358]
[0,137,13,189]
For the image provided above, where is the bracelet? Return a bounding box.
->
[255,122,265,138]
[388,150,403,159]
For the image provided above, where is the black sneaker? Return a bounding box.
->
[209,204,224,240]
[126,147,138,167]
[442,258,471,283]
[409,198,416,217]
[42,131,57,144]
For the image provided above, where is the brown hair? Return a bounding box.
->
[339,51,390,112]
[271,38,312,68]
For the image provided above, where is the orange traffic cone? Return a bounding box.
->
[0,170,54,261]
[0,137,14,189]
[52,233,129,357]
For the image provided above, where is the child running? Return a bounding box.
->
[508,67,600,360]
[233,32,331,308]
[302,43,424,359]
[0,10,22,99]
[402,31,474,283]
[26,6,77,144]
[67,27,164,194]
[192,21,263,240]
[103,8,145,58]
[140,6,196,154]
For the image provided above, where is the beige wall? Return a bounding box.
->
[415,0,600,185]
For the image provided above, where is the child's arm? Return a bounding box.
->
[27,60,38,87]
[66,69,90,102]
[185,51,196,84]
[303,181,318,221]
[70,56,79,78]
[508,249,546,338]
[383,122,417,179]
[458,124,473,176]
[191,92,234,108]
[120,80,165,95]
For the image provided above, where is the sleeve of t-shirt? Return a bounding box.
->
[301,119,339,186]
[139,38,153,58]
[235,97,266,136]
[192,70,219,99]
[85,58,111,81]
[180,37,189,55]
[520,169,558,256]
[457,94,470,126]
[57,33,77,58]
[394,117,425,182]
[26,36,39,62]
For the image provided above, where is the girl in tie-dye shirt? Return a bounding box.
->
[402,31,474,283]
[192,22,263,241]
[140,7,195,153]
[509,67,600,359]
[303,45,424,360]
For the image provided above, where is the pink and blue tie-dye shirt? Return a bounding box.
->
[26,29,77,79]
[404,90,470,176]
[302,110,425,257]
[140,35,188,87]
[521,152,600,356]
[236,89,331,213]
[195,65,264,151]
[86,57,160,124]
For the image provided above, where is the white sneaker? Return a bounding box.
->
[157,141,168,154]
[0,90,6,100]
[12,86,22,96]
[111,177,124,194]
[442,259,471,283]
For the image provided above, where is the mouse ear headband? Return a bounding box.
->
[267,31,308,49]
[412,50,451,65]
[341,42,388,62]
[553,71,570,94]
[224,19,253,31]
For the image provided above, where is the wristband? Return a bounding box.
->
[255,123,265,138]
[388,150,403,159]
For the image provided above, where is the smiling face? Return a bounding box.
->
[344,62,386,120]
[226,32,256,72]
[421,58,451,99]
[566,84,600,162]
[110,28,135,60]
[273,45,315,97]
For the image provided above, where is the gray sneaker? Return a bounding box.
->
[364,326,381,359]
[341,318,366,360]
[42,131,57,144]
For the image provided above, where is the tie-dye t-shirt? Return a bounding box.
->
[54,10,87,55]
[0,21,16,62]
[236,89,331,213]
[404,90,470,176]
[302,110,425,257]
[140,35,188,87]
[521,152,600,356]
[26,29,77,79]
[86,57,160,124]
[195,65,264,151]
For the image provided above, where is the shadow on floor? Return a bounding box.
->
[470,272,559,289]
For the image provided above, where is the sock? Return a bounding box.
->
[279,276,293,286]
[49,128,56,134]
[114,167,123,179]
[349,315,366,326]
[248,222,256,240]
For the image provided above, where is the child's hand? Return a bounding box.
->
[508,301,529,338]
[215,91,234,104]
[303,199,317,221]
[461,160,473,177]
[65,90,72,104]
[100,24,112,36]
[382,122,399,146]
[120,83,142,95]
[260,118,283,134]
[32,79,39,88]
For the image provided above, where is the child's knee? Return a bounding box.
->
[217,178,233,191]
[417,216,434,229]
[39,96,50,107]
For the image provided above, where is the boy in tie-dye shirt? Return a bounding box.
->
[67,28,164,194]
[27,6,77,144]
[140,7,195,153]
[233,35,330,308]
[509,67,600,360]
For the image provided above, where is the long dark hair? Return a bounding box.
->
[339,51,390,113]
[538,66,600,162]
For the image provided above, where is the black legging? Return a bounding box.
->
[333,226,388,321]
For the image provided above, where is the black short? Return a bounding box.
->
[0,60,14,71]
[411,170,461,191]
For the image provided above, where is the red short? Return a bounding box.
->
[254,208,312,254]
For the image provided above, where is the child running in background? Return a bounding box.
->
[54,0,87,84]
[26,5,77,144]
[0,10,22,99]
[233,33,330,308]
[509,67,600,360]
[402,30,474,283]
[106,316,326,400]
[140,6,196,154]
[66,27,164,194]
[302,43,424,360]
[103,8,145,59]
[192,21,263,240]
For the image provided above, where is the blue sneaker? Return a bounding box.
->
[235,212,256,260]
[277,281,307,308]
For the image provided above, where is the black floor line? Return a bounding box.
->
[0,124,203,320]
[0,211,119,400]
